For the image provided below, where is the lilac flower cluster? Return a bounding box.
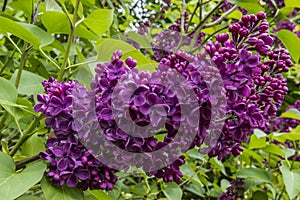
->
[205,12,293,159]
[87,51,200,182]
[35,78,117,190]
[218,178,245,200]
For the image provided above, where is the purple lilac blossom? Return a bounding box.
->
[205,12,293,159]
[35,78,117,190]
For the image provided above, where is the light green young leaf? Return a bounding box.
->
[280,108,300,120]
[84,9,114,36]
[249,134,267,149]
[227,0,264,13]
[97,39,157,72]
[277,30,300,63]
[88,189,112,200]
[41,11,71,34]
[280,162,300,199]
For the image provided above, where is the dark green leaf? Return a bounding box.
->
[252,190,268,200]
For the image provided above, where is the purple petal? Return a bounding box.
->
[66,175,78,187]
[134,95,146,106]
[76,169,90,180]
[57,158,68,171]
[51,146,64,157]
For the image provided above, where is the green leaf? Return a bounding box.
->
[0,77,23,132]
[253,129,267,138]
[41,177,84,200]
[10,70,45,96]
[84,9,113,36]
[0,77,17,103]
[87,190,112,200]
[277,30,300,62]
[180,163,203,186]
[285,0,300,8]
[279,162,300,199]
[280,108,300,120]
[0,153,46,200]
[185,183,205,197]
[271,132,300,143]
[41,11,71,34]
[0,16,54,48]
[97,39,157,72]
[244,179,263,190]
[262,144,284,157]
[18,23,54,48]
[252,190,268,200]
[44,0,63,12]
[10,0,33,18]
[227,0,264,14]
[21,134,45,157]
[249,134,267,149]
[126,31,153,53]
[75,24,99,40]
[17,195,44,200]
[163,182,182,200]
[236,168,273,183]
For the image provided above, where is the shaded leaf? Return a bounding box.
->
[41,177,84,200]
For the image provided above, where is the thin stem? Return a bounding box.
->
[203,5,237,28]
[57,0,81,82]
[0,47,17,75]
[7,36,22,54]
[9,114,42,156]
[16,154,40,170]
[39,48,61,69]
[15,43,30,88]
[188,0,200,29]
[187,1,224,37]
[2,0,8,12]
[188,1,224,51]
[179,164,203,187]
[66,60,97,69]
[174,0,186,53]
